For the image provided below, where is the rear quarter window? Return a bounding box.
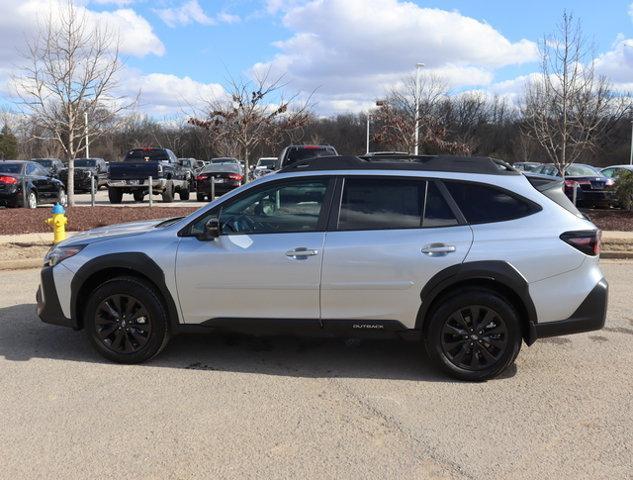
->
[444,181,539,224]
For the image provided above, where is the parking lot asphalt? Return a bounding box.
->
[69,189,211,207]
[0,261,631,479]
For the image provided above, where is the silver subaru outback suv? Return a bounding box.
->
[37,155,607,381]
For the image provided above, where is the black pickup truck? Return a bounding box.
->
[107,148,190,203]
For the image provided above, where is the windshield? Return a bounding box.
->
[74,159,96,167]
[32,159,52,167]
[257,159,277,169]
[566,164,602,176]
[202,163,241,173]
[284,147,336,167]
[155,217,184,228]
[125,149,168,161]
[210,158,237,164]
[0,163,22,174]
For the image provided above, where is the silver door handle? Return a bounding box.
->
[285,247,319,259]
[421,243,456,256]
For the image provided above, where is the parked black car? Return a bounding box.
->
[58,158,108,193]
[195,162,243,201]
[31,158,65,177]
[0,161,67,209]
[107,148,190,203]
[278,145,338,169]
[537,163,615,208]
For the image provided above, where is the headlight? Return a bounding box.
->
[44,245,85,267]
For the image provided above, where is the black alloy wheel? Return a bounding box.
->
[440,305,508,371]
[85,277,170,363]
[425,288,522,381]
[94,294,151,354]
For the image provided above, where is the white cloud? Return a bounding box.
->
[155,0,240,27]
[253,0,538,112]
[0,0,164,63]
[118,71,227,116]
[91,0,134,6]
[595,36,633,92]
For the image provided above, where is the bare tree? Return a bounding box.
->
[13,0,135,204]
[522,12,629,175]
[371,73,471,154]
[188,69,312,180]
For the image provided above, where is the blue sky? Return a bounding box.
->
[1,0,632,116]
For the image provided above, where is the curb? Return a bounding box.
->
[0,258,43,271]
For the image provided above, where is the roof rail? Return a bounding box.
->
[278,154,519,176]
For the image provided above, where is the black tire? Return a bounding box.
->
[161,181,174,203]
[108,188,123,204]
[196,193,205,202]
[179,187,190,201]
[58,188,67,207]
[424,288,522,382]
[133,191,145,202]
[24,190,38,209]
[84,277,170,363]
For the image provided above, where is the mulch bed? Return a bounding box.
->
[0,206,200,235]
[1,205,632,236]
[583,210,633,232]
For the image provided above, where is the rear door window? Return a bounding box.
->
[336,177,458,230]
[444,182,538,224]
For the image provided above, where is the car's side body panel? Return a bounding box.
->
[175,232,326,323]
[320,226,473,328]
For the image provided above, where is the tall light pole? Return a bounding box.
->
[366,112,371,154]
[414,62,425,155]
[629,119,633,166]
[84,111,90,158]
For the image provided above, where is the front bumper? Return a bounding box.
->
[37,266,77,329]
[527,277,608,344]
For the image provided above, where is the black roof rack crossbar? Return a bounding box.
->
[278,154,519,176]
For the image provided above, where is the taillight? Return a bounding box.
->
[195,174,207,181]
[560,230,601,256]
[605,178,615,187]
[228,173,243,181]
[0,175,18,185]
[564,179,577,188]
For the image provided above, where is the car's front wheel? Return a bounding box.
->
[84,277,170,363]
[425,288,522,381]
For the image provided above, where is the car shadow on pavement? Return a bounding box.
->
[0,304,517,383]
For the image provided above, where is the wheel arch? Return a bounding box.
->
[71,253,180,331]
[416,261,538,345]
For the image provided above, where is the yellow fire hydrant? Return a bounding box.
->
[45,203,67,244]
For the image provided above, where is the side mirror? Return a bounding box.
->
[197,218,220,241]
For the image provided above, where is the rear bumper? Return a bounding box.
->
[37,266,76,329]
[196,181,241,195]
[108,178,168,190]
[527,277,608,344]
[573,190,616,206]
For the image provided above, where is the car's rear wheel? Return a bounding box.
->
[58,188,67,207]
[425,288,522,381]
[179,187,190,200]
[196,193,205,202]
[133,191,144,202]
[108,188,123,204]
[85,277,170,363]
[25,190,37,209]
